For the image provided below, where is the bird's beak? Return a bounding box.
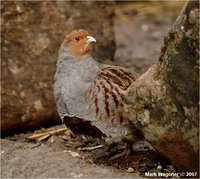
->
[86,36,96,43]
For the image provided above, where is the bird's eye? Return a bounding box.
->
[75,37,80,41]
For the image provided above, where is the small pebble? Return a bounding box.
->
[157,162,162,172]
[65,150,84,159]
[127,167,135,173]
[141,24,149,32]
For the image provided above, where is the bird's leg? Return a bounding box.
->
[65,135,90,149]
[109,142,132,161]
[91,143,116,160]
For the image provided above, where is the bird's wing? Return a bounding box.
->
[99,63,139,91]
[84,63,139,124]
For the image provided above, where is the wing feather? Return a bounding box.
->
[99,64,139,91]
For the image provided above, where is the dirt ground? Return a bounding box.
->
[1,139,139,178]
[1,2,185,178]
[1,125,172,178]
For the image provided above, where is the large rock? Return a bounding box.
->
[124,1,199,172]
[1,1,115,135]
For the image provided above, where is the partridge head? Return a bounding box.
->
[54,29,143,147]
[62,29,96,58]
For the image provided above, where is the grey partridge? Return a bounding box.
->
[54,29,144,154]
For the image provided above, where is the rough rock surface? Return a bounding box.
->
[1,1,115,135]
[124,1,199,172]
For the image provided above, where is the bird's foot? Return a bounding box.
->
[64,136,89,149]
[91,144,111,160]
[91,143,129,162]
[109,143,132,161]
[109,146,131,161]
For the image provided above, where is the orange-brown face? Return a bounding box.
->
[64,29,96,59]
